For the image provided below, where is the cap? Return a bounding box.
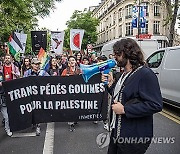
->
[31,58,41,64]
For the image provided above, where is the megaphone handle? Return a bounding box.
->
[103,69,110,74]
[102,69,110,84]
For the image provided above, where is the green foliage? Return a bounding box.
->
[0,0,62,54]
[64,10,100,50]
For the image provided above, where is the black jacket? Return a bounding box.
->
[108,66,163,138]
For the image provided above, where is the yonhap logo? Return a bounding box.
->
[96,132,110,148]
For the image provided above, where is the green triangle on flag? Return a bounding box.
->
[8,32,23,61]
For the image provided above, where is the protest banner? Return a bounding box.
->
[3,74,108,131]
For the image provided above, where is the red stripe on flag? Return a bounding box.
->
[8,35,12,42]
[38,47,45,60]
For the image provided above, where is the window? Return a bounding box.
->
[125,5,132,18]
[164,49,180,70]
[118,8,122,21]
[126,22,133,36]
[106,31,108,42]
[119,25,122,37]
[153,21,160,34]
[102,33,105,43]
[158,40,168,48]
[141,2,149,16]
[113,27,116,39]
[100,23,103,32]
[154,3,160,16]
[113,12,116,25]
[109,15,112,27]
[110,29,112,40]
[147,51,165,68]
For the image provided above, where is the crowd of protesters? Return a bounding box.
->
[0,38,163,154]
[0,51,115,136]
[0,51,114,78]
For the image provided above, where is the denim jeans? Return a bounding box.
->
[1,106,10,132]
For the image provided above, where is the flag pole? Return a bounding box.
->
[7,45,9,54]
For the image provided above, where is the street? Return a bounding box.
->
[0,1,179,154]
[0,106,179,154]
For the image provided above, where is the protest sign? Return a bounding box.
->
[3,74,108,131]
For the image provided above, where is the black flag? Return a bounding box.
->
[31,31,47,53]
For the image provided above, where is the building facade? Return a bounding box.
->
[92,0,170,51]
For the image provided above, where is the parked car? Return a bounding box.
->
[146,46,180,108]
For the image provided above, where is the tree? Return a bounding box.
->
[64,10,99,50]
[163,0,179,46]
[0,0,62,52]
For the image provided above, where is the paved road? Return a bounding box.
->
[146,113,180,154]
[54,122,108,154]
[0,112,179,154]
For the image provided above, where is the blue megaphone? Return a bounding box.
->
[80,59,116,83]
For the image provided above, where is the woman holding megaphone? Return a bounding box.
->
[102,38,162,154]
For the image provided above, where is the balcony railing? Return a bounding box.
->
[116,0,122,4]
[108,3,115,11]
[98,14,103,19]
[153,32,160,35]
[154,13,160,16]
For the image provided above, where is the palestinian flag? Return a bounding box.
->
[8,32,23,61]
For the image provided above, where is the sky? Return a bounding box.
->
[38,0,179,34]
[38,0,101,31]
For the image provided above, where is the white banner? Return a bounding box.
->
[51,31,65,55]
[15,32,27,53]
[70,29,84,51]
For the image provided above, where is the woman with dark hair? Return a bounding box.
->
[75,52,82,66]
[90,52,97,64]
[82,56,90,65]
[102,38,163,154]
[21,57,31,76]
[48,57,64,76]
[61,56,81,76]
